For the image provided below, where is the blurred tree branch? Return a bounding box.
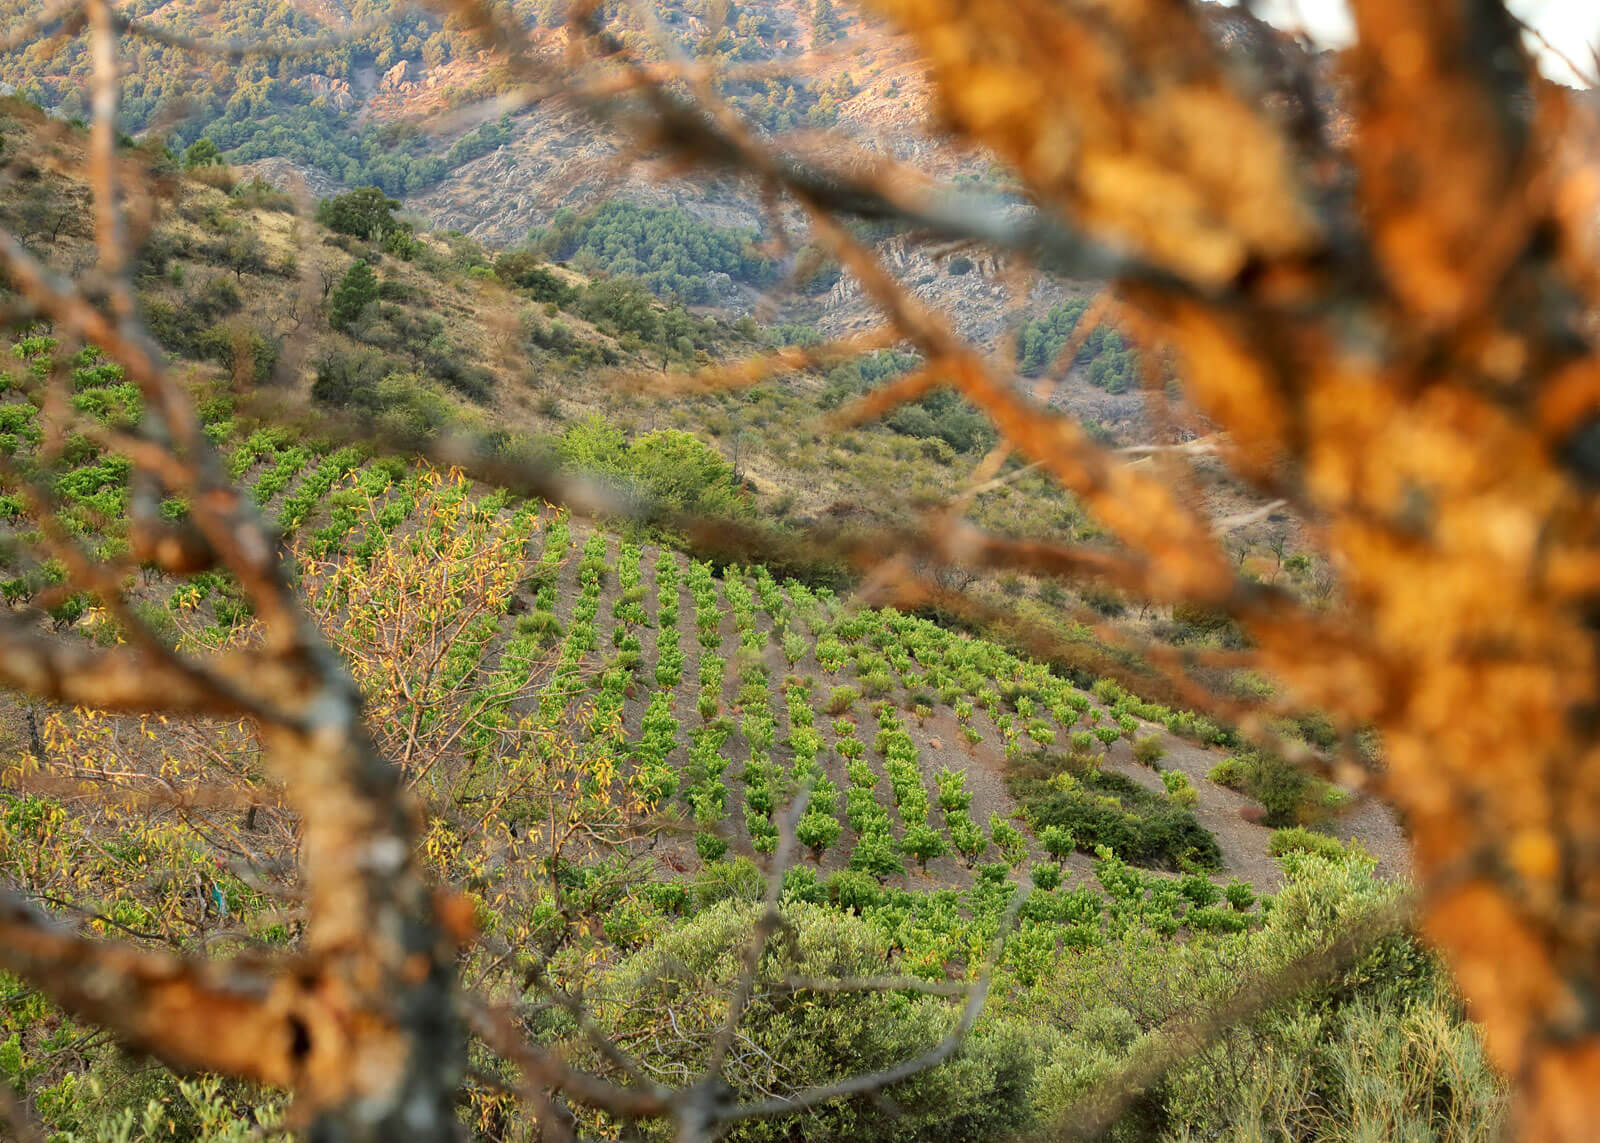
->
[2,0,1599,1137]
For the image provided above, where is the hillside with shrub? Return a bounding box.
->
[0,351,1465,1143]
[0,90,1500,1141]
[0,96,1358,800]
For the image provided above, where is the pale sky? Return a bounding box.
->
[1227,0,1600,87]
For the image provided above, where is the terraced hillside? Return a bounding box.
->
[503,520,1405,892]
[0,343,1457,1139]
[0,333,1400,904]
[0,213,1480,1143]
[0,100,1349,750]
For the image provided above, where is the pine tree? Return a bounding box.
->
[811,0,841,45]
[329,259,378,331]
[182,137,222,170]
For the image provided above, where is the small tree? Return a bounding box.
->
[329,260,378,331]
[221,231,268,281]
[811,0,842,44]
[1041,825,1075,865]
[182,137,221,169]
[316,187,402,240]
[795,811,842,861]
[900,824,948,871]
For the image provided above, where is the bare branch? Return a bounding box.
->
[0,610,251,716]
[704,787,812,1081]
[462,997,672,1120]
[0,886,290,1085]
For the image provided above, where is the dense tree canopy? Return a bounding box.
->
[533,201,777,301]
[1016,298,1140,392]
[0,0,526,193]
[316,188,404,241]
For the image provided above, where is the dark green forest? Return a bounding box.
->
[0,0,849,194]
[1016,299,1141,392]
[530,201,778,302]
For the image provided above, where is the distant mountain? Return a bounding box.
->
[0,0,1395,449]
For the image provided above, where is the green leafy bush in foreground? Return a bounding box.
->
[555,851,1502,1143]
[581,900,1038,1143]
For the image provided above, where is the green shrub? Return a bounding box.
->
[825,870,882,912]
[695,831,729,865]
[935,768,971,813]
[1016,769,1221,871]
[1177,873,1221,907]
[795,811,842,860]
[780,866,827,906]
[1186,904,1249,933]
[900,824,948,870]
[183,136,222,169]
[1205,750,1320,826]
[948,813,988,867]
[514,609,563,644]
[692,857,763,907]
[1162,769,1199,808]
[591,901,1039,1143]
[826,685,858,716]
[316,186,402,239]
[1132,734,1165,766]
[990,814,1029,868]
[1268,827,1351,862]
[495,248,575,303]
[848,832,905,882]
[640,881,689,915]
[1208,756,1247,788]
[1041,825,1074,864]
[1252,753,1312,826]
